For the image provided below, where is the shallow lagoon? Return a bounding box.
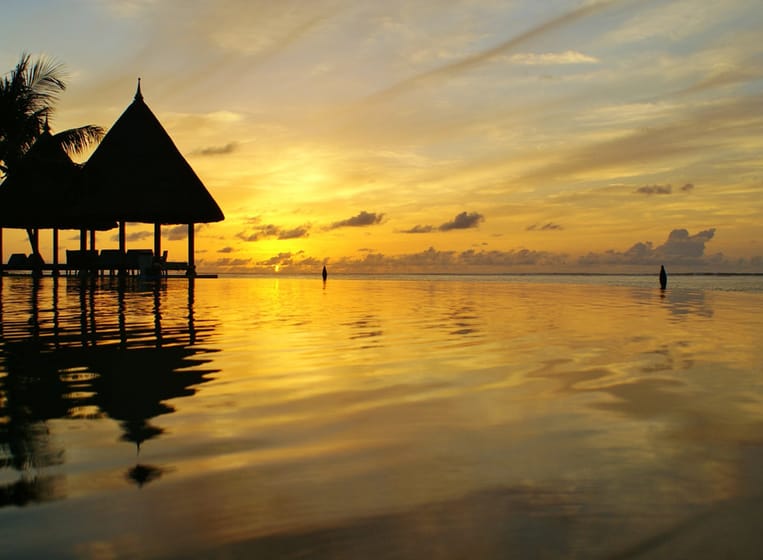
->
[1,275,762,559]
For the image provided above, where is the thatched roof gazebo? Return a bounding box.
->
[0,125,115,273]
[80,80,224,276]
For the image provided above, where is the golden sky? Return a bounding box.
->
[2,0,762,273]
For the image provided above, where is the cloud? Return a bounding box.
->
[163,225,189,240]
[527,222,563,231]
[578,228,720,266]
[218,246,234,253]
[509,50,599,65]
[109,230,151,243]
[658,228,715,258]
[401,211,484,233]
[330,246,567,273]
[520,95,763,186]
[681,183,694,192]
[438,211,484,231]
[237,222,311,241]
[401,224,435,234]
[192,142,238,156]
[635,184,672,195]
[328,210,384,230]
[365,0,618,102]
[258,252,296,266]
[215,257,252,267]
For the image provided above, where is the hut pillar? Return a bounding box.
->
[89,229,96,251]
[118,221,127,276]
[30,228,42,278]
[0,227,3,275]
[154,223,161,257]
[119,222,126,252]
[30,229,39,255]
[80,229,87,251]
[187,222,195,277]
[52,229,60,277]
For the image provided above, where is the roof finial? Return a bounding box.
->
[43,114,51,134]
[135,77,143,101]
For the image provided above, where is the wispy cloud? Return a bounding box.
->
[438,211,484,231]
[327,210,384,230]
[527,222,563,231]
[192,142,238,156]
[509,50,599,65]
[237,220,311,241]
[365,0,619,102]
[635,184,672,195]
[402,211,485,233]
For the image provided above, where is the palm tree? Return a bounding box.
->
[0,53,104,269]
[0,52,104,179]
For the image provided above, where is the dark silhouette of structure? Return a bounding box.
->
[79,80,224,276]
[659,265,668,289]
[0,123,115,276]
[0,80,225,277]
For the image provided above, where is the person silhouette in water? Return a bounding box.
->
[659,265,667,289]
[322,265,327,281]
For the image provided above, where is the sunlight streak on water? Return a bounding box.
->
[1,275,763,558]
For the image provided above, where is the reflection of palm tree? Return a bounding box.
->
[0,475,64,507]
[0,279,219,503]
[0,339,69,471]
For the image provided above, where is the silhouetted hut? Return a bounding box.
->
[0,126,115,272]
[80,81,224,275]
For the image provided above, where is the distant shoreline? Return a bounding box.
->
[213,271,763,278]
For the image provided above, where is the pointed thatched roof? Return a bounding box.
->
[0,129,115,230]
[80,82,224,225]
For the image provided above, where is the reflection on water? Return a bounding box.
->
[0,276,218,508]
[1,275,763,558]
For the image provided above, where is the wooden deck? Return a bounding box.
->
[1,249,192,277]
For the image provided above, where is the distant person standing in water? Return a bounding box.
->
[322,265,327,281]
[659,265,668,289]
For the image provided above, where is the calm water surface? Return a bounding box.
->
[1,275,762,559]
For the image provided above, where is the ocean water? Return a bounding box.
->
[1,274,762,559]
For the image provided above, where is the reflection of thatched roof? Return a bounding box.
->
[0,131,115,230]
[80,83,224,225]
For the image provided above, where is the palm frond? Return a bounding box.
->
[25,53,66,105]
[54,125,105,155]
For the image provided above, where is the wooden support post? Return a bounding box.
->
[80,229,86,251]
[0,227,4,275]
[31,228,41,278]
[52,228,60,277]
[118,221,127,276]
[119,222,126,252]
[154,223,161,257]
[89,229,96,251]
[187,222,195,277]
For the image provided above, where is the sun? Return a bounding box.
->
[273,264,281,273]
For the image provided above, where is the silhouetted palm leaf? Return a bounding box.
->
[55,125,105,157]
[0,52,100,178]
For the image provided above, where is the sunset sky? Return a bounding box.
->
[1,0,762,273]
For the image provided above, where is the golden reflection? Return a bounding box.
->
[2,276,763,558]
